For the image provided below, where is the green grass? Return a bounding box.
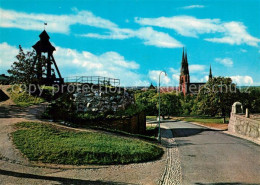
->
[180,116,229,124]
[12,122,163,165]
[10,91,44,107]
[146,116,157,120]
[8,86,44,107]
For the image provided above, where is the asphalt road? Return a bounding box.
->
[160,121,260,185]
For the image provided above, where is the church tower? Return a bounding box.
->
[179,48,190,95]
[209,65,213,80]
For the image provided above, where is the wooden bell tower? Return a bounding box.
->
[32,30,63,85]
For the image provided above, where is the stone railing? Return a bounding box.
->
[228,113,260,142]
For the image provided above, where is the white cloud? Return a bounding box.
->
[148,70,171,85]
[230,75,253,85]
[81,27,183,48]
[55,47,143,86]
[135,15,260,46]
[0,42,146,86]
[0,42,19,73]
[0,8,182,48]
[0,8,117,34]
[189,65,206,72]
[205,22,260,46]
[135,16,221,38]
[240,49,247,53]
[135,27,183,48]
[215,58,233,67]
[169,67,179,73]
[182,5,205,9]
[171,74,179,86]
[190,75,208,83]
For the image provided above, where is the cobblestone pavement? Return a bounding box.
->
[158,127,182,185]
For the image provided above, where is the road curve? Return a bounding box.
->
[160,121,260,185]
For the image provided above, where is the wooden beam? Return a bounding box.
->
[50,55,62,79]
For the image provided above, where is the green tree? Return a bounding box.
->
[180,94,198,115]
[239,87,260,113]
[197,77,239,122]
[157,92,181,118]
[135,89,157,116]
[8,45,48,85]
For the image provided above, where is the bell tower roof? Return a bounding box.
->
[32,30,55,53]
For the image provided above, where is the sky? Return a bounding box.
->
[0,0,260,86]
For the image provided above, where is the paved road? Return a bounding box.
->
[160,121,260,185]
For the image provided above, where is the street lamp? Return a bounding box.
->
[158,70,167,143]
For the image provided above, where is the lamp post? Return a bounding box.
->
[158,70,167,143]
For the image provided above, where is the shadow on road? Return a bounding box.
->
[161,127,212,138]
[171,127,211,137]
[0,169,132,185]
[0,105,44,120]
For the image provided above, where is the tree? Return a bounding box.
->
[197,77,239,122]
[135,89,157,116]
[180,94,198,115]
[239,87,260,113]
[135,90,182,118]
[8,45,48,86]
[157,92,181,118]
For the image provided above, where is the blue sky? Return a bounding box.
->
[0,0,259,86]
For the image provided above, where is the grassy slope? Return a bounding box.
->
[12,122,163,165]
[9,91,44,107]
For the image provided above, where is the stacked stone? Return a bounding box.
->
[73,85,134,113]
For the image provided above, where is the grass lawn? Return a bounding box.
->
[12,122,163,165]
[146,116,157,120]
[180,117,229,124]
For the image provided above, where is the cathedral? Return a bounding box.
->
[179,49,212,95]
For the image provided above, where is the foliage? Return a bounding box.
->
[135,90,181,117]
[12,122,163,165]
[179,94,198,115]
[39,85,59,101]
[7,46,48,85]
[0,75,10,85]
[197,77,239,120]
[156,92,182,118]
[43,93,76,121]
[135,90,157,116]
[238,87,260,113]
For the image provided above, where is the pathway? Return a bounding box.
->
[160,121,260,185]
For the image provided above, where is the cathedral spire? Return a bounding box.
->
[181,47,185,64]
[181,48,189,75]
[209,65,213,80]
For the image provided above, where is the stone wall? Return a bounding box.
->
[70,84,146,134]
[73,85,134,113]
[228,111,260,142]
